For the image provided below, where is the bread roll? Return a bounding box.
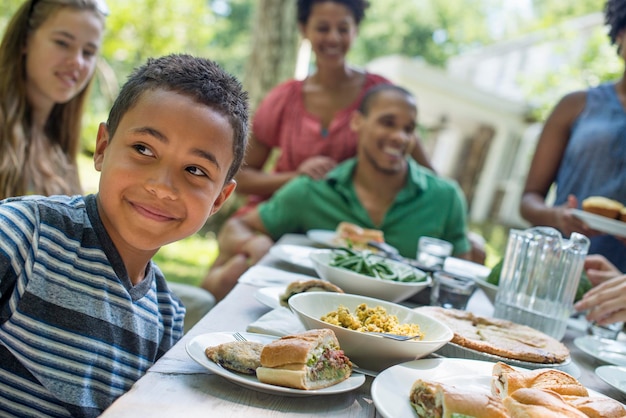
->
[503,388,588,417]
[582,196,624,219]
[563,395,626,418]
[491,362,588,399]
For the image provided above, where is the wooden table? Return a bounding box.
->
[101,234,626,417]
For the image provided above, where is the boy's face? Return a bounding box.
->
[93,89,236,257]
[351,90,418,175]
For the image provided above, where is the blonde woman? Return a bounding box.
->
[0,0,107,199]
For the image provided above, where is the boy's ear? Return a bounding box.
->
[93,122,110,172]
[209,180,237,216]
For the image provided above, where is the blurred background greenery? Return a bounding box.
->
[3,0,618,285]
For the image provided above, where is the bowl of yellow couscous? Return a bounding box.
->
[288,292,453,371]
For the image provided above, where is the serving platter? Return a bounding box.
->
[186,332,365,397]
[435,341,581,378]
[571,209,626,238]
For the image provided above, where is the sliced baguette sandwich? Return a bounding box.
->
[256,329,352,390]
[409,379,509,418]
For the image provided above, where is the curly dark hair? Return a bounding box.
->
[297,0,370,25]
[107,54,249,183]
[605,0,626,44]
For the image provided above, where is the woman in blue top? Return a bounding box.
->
[520,0,626,271]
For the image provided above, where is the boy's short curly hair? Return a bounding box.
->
[106,54,249,184]
[605,0,626,44]
[297,0,370,25]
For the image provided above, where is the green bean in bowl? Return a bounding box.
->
[330,248,424,283]
[309,249,431,303]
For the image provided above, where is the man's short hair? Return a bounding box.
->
[357,84,415,115]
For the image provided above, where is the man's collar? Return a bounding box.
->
[327,157,430,196]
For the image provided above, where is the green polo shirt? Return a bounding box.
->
[258,158,470,258]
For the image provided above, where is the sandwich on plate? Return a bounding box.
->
[409,379,509,418]
[279,279,344,307]
[256,329,352,390]
[335,221,384,249]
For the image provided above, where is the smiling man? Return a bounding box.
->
[202,84,471,300]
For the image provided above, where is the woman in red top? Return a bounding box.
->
[235,0,433,211]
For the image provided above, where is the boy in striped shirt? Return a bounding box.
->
[0,54,249,417]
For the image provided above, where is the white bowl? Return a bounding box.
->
[288,292,453,371]
[309,249,431,302]
[474,276,498,303]
[443,257,497,303]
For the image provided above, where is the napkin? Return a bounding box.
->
[238,265,315,287]
[443,257,491,279]
[246,307,306,336]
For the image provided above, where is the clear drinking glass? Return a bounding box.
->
[430,271,476,310]
[416,237,453,269]
[587,320,624,340]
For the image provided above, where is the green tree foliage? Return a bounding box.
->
[352,0,498,67]
[2,0,619,142]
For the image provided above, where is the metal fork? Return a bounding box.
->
[366,332,421,341]
[233,332,247,342]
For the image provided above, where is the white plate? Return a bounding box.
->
[372,358,515,417]
[186,332,366,397]
[269,244,315,270]
[254,286,285,309]
[575,335,626,366]
[596,365,626,395]
[306,229,339,247]
[572,209,626,238]
[371,358,604,418]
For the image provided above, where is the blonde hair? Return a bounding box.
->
[0,0,106,199]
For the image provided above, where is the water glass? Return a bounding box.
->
[588,321,624,340]
[430,271,476,310]
[417,237,453,269]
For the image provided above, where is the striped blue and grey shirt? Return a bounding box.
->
[0,194,185,417]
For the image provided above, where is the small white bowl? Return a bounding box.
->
[288,292,453,371]
[309,249,430,303]
[474,276,498,303]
